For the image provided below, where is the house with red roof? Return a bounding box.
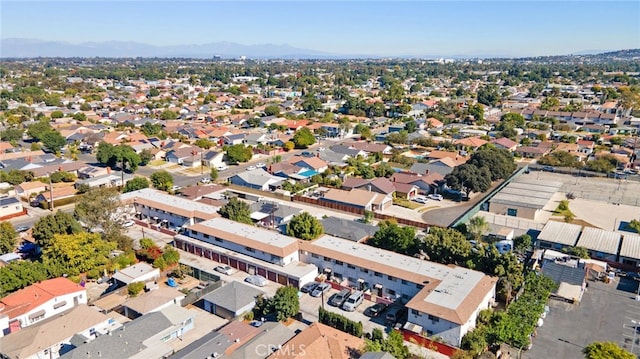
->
[0,277,87,335]
[490,137,518,151]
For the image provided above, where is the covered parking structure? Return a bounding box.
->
[575,227,621,262]
[488,178,562,221]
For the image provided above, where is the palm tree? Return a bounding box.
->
[467,216,490,242]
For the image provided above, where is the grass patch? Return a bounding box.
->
[392,197,421,210]
[553,200,576,223]
[148,160,166,166]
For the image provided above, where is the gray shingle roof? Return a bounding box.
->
[202,281,264,312]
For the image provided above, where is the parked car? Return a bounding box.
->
[301,281,320,293]
[245,274,268,287]
[123,220,135,228]
[427,194,443,201]
[385,306,407,325]
[329,289,352,307]
[249,320,263,328]
[214,265,236,276]
[311,282,331,297]
[246,166,256,171]
[342,291,364,311]
[301,151,313,157]
[200,177,211,184]
[412,196,428,204]
[365,302,388,317]
[216,165,229,171]
[15,226,30,232]
[171,185,181,191]
[256,162,266,168]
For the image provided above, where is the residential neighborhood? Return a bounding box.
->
[0,49,639,359]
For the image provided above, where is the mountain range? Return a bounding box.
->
[0,38,342,59]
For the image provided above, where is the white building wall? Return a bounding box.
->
[300,251,423,302]
[135,203,193,227]
[188,230,298,266]
[13,290,87,330]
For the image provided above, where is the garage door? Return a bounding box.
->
[257,267,267,277]
[220,255,228,265]
[238,261,247,272]
[248,265,256,275]
[213,253,220,262]
[204,250,211,260]
[229,258,238,269]
[267,271,277,282]
[277,274,287,285]
[288,278,299,288]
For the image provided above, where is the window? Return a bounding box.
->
[411,309,422,316]
[402,294,409,300]
[335,260,343,266]
[387,289,396,295]
[245,247,255,253]
[401,279,408,285]
[425,330,434,336]
[374,272,382,277]
[361,268,369,273]
[271,255,280,262]
[203,234,209,239]
[428,314,439,322]
[324,256,331,261]
[312,253,319,259]
[214,237,222,242]
[348,277,357,283]
[387,275,396,281]
[347,264,355,269]
[416,284,424,289]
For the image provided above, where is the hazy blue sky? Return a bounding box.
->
[2,1,639,57]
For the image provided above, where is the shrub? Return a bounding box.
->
[244,311,255,321]
[128,281,145,297]
[319,307,364,337]
[86,268,100,279]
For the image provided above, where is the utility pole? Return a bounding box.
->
[201,150,204,175]
[49,173,54,211]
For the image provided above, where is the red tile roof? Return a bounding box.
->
[0,277,85,319]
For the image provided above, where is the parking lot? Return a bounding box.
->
[523,277,640,359]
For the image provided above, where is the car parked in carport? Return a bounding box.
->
[301,281,319,293]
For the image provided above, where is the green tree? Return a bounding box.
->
[0,261,49,296]
[629,219,640,233]
[141,122,162,137]
[467,146,516,181]
[467,216,490,242]
[445,164,492,196]
[160,110,178,120]
[41,130,66,153]
[0,222,18,253]
[149,88,160,97]
[585,156,617,173]
[27,120,53,141]
[369,220,417,255]
[286,212,324,240]
[74,187,125,241]
[422,227,472,265]
[292,127,316,149]
[1,128,23,142]
[150,170,174,191]
[50,110,64,119]
[563,246,590,259]
[123,177,150,193]
[32,211,82,249]
[271,286,300,321]
[477,85,501,107]
[210,167,218,181]
[353,123,372,140]
[43,232,116,276]
[264,105,280,117]
[226,144,253,163]
[128,281,145,297]
[513,234,532,253]
[583,341,634,359]
[194,138,213,149]
[219,197,253,224]
[139,149,153,166]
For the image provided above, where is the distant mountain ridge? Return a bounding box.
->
[0,38,339,59]
[1,38,638,60]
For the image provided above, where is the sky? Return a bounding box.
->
[1,1,639,57]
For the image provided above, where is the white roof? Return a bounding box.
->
[538,221,582,246]
[112,263,159,284]
[120,188,218,215]
[620,233,640,259]
[576,227,621,255]
[198,217,298,249]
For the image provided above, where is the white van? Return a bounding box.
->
[342,291,364,312]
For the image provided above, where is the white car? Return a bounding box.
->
[200,177,211,184]
[245,275,268,287]
[246,166,256,171]
[427,194,443,201]
[123,220,135,228]
[413,196,428,204]
[256,162,266,168]
[216,165,229,171]
[214,265,236,276]
[171,185,181,191]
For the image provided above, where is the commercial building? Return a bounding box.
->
[536,221,582,250]
[575,227,621,262]
[488,178,561,221]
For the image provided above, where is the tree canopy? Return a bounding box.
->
[271,286,300,321]
[445,163,492,196]
[150,170,174,191]
[32,210,82,249]
[43,232,116,277]
[74,186,124,240]
[0,222,18,253]
[219,197,253,224]
[286,212,324,240]
[96,143,141,172]
[123,177,150,193]
[583,341,634,359]
[292,127,316,149]
[368,220,417,255]
[225,144,253,163]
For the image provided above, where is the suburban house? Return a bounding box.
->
[229,169,284,191]
[299,236,497,346]
[321,216,379,242]
[202,151,225,168]
[201,281,264,320]
[111,262,161,287]
[288,156,328,174]
[14,181,47,198]
[0,305,117,359]
[177,184,227,201]
[166,146,202,167]
[60,305,196,359]
[34,186,77,207]
[490,137,518,151]
[391,172,444,194]
[0,196,26,220]
[249,200,302,229]
[0,277,87,336]
[320,188,392,212]
[270,322,365,359]
[121,287,186,319]
[74,170,134,189]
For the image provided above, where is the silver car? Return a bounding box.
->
[245,274,268,287]
[311,282,331,297]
